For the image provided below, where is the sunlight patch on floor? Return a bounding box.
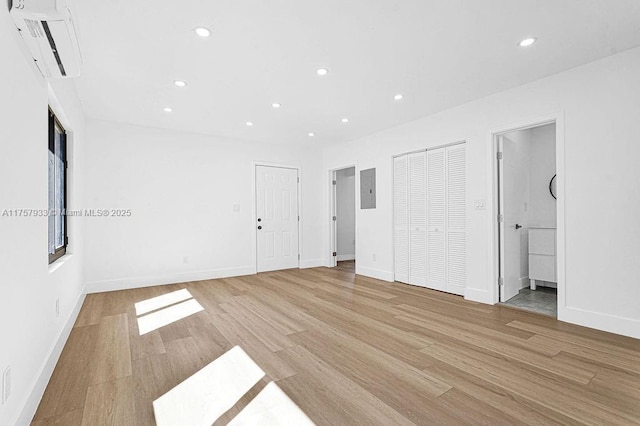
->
[137,298,204,335]
[229,381,314,426]
[152,346,314,425]
[134,288,193,316]
[153,346,265,426]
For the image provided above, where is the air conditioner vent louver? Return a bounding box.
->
[9,0,82,79]
[24,19,44,38]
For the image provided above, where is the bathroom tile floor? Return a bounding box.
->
[502,286,557,317]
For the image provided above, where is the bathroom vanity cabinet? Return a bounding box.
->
[529,227,557,290]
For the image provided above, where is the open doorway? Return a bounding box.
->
[497,122,558,316]
[331,167,356,272]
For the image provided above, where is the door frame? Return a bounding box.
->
[488,113,565,316]
[252,162,301,274]
[327,164,357,268]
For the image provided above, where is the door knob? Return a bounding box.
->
[515,224,522,230]
[257,225,262,230]
[257,218,262,222]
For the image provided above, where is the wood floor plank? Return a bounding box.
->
[164,336,213,386]
[74,294,103,327]
[230,294,308,335]
[219,301,296,352]
[210,313,297,381]
[34,263,640,425]
[529,334,640,375]
[423,363,570,426]
[80,376,135,426]
[31,409,84,426]
[509,320,640,366]
[131,354,174,425]
[288,329,455,424]
[291,326,450,397]
[32,325,98,421]
[435,388,522,426]
[91,314,132,385]
[397,313,597,385]
[278,345,416,425]
[421,342,637,425]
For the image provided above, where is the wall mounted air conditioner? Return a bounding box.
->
[10,0,82,78]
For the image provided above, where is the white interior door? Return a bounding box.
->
[330,170,338,267]
[408,152,427,286]
[499,136,524,302]
[256,166,299,272]
[393,155,409,283]
[446,144,466,296]
[427,149,446,292]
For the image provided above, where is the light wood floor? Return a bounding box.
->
[33,261,640,425]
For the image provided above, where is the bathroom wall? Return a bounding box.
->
[336,167,356,260]
[529,124,557,228]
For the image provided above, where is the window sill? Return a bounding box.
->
[48,253,74,274]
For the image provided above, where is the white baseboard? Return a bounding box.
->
[336,254,355,261]
[560,305,640,339]
[86,266,255,293]
[299,259,325,269]
[356,265,393,282]
[16,287,87,426]
[464,287,493,304]
[519,276,530,289]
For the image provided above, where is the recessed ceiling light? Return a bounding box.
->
[174,80,187,87]
[341,118,349,123]
[308,132,315,137]
[194,27,212,38]
[394,94,404,101]
[272,103,281,108]
[246,121,254,127]
[519,37,537,47]
[316,68,328,76]
[163,107,173,113]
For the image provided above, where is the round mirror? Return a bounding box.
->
[549,174,557,199]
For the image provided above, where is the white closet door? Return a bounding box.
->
[446,145,466,295]
[427,149,446,291]
[408,152,427,286]
[393,155,409,283]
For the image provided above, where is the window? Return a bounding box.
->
[48,109,67,264]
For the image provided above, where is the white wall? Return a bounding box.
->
[336,167,355,260]
[83,120,324,291]
[0,11,86,426]
[322,46,640,339]
[529,124,557,228]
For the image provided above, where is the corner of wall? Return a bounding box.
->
[559,306,640,340]
[15,287,87,426]
[464,287,494,305]
[299,259,325,269]
[356,265,394,282]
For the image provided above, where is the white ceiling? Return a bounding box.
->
[74,0,640,146]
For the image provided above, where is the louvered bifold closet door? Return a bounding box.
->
[426,149,446,291]
[446,144,466,295]
[408,152,427,286]
[393,155,409,283]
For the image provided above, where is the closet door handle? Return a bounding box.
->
[515,224,522,230]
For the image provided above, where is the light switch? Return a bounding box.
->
[474,199,486,210]
[232,204,240,212]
